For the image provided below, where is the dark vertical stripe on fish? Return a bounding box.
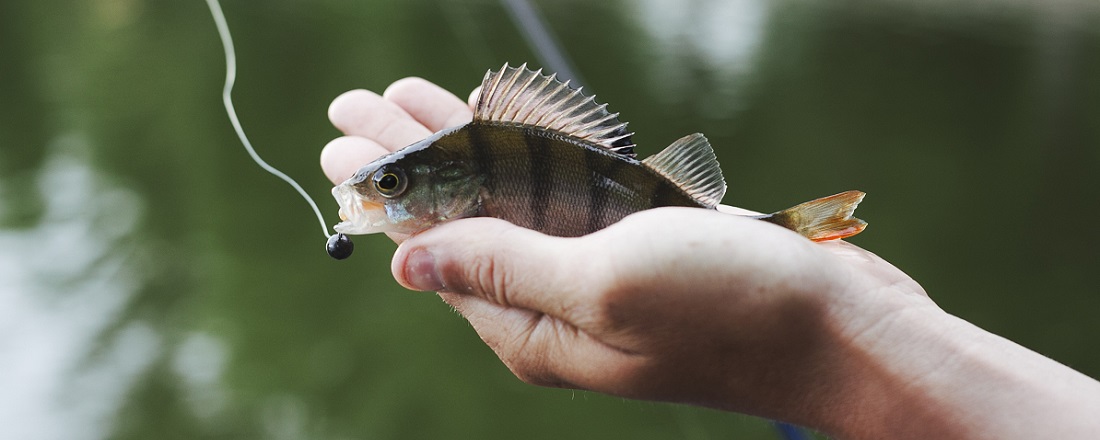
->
[527,131,551,231]
[466,124,494,217]
[468,124,493,186]
[652,180,684,207]
[584,149,603,233]
[602,154,640,229]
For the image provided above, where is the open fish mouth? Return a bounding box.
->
[331,184,392,235]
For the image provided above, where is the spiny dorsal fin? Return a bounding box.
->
[475,63,636,157]
[642,133,727,208]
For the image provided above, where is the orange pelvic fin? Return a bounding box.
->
[762,190,868,242]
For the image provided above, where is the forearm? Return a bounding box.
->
[817,298,1100,439]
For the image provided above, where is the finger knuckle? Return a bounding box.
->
[498,344,559,388]
[464,252,513,306]
[494,316,572,388]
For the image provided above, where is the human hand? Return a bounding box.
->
[387,208,929,416]
[318,74,929,425]
[321,77,1100,440]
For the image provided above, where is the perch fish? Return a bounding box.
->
[332,64,866,241]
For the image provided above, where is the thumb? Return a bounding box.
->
[391,218,645,392]
[390,218,600,318]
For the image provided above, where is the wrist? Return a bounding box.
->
[698,278,934,429]
[812,296,957,439]
[805,290,1100,440]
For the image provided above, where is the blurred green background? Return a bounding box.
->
[1,0,1098,438]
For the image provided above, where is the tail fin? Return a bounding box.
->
[759,191,867,241]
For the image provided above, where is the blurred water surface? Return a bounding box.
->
[1,0,1098,439]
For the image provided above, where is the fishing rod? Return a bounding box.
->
[500,0,585,87]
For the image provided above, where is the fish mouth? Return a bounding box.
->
[331,184,394,235]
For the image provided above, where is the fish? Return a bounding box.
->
[331,63,867,241]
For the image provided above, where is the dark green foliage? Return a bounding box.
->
[1,1,1097,439]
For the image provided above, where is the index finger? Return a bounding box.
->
[328,89,432,152]
[383,77,474,132]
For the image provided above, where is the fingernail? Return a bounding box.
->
[404,249,443,291]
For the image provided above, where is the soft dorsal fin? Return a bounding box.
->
[642,133,727,208]
[474,63,636,157]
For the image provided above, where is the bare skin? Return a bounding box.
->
[321,77,1100,439]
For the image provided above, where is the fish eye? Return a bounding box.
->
[373,166,407,197]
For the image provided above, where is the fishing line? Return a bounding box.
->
[204,0,352,259]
